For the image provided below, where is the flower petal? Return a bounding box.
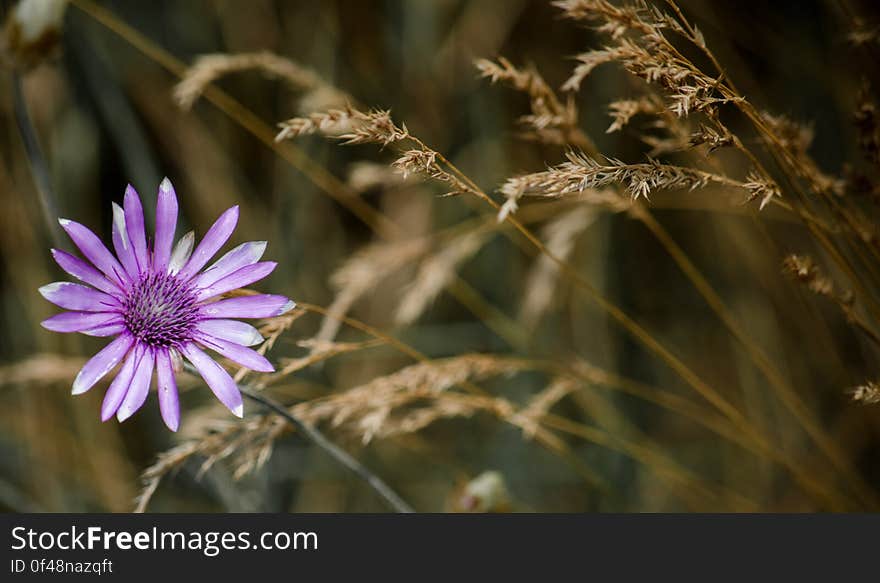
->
[51,248,121,297]
[58,218,128,287]
[192,241,267,290]
[82,323,127,337]
[195,319,264,346]
[124,185,149,272]
[194,331,274,372]
[72,333,134,395]
[111,203,140,278]
[101,344,141,421]
[156,348,180,431]
[181,342,243,417]
[194,262,277,301]
[168,231,194,276]
[177,206,239,280]
[39,282,122,312]
[117,345,155,422]
[199,294,294,319]
[153,178,179,271]
[41,311,123,334]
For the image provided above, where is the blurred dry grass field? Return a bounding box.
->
[1,0,880,512]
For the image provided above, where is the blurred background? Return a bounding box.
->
[1,0,880,512]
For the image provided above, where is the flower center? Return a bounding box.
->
[123,271,200,347]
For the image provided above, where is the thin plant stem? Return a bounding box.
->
[632,206,878,507]
[12,73,63,249]
[238,386,416,514]
[538,413,758,511]
[180,360,414,513]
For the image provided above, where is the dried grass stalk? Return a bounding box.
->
[850,382,880,405]
[688,124,735,152]
[134,412,288,512]
[781,254,880,347]
[848,21,880,47]
[391,149,474,197]
[499,151,748,219]
[475,56,581,145]
[497,178,627,223]
[760,112,844,197]
[554,0,743,116]
[174,51,343,111]
[276,106,409,146]
[269,338,385,381]
[313,237,430,346]
[512,377,579,439]
[257,310,307,353]
[605,97,660,133]
[277,104,476,203]
[783,254,839,298]
[520,208,596,327]
[347,161,410,193]
[0,353,85,386]
[292,354,520,443]
[395,228,492,325]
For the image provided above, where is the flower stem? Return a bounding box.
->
[238,386,415,513]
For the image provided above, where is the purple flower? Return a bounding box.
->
[39,179,294,431]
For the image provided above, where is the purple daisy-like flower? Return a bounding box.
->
[39,178,294,431]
